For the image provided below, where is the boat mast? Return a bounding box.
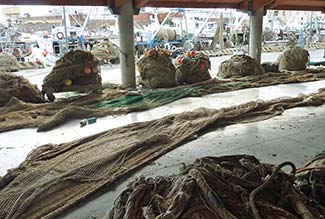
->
[62,6,69,52]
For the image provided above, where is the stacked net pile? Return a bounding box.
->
[42,50,101,101]
[0,71,43,107]
[91,41,120,64]
[277,47,310,71]
[136,49,176,88]
[0,52,21,72]
[175,52,211,85]
[108,155,324,219]
[1,90,325,219]
[218,54,264,78]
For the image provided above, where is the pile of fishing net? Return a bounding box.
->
[42,50,102,101]
[91,41,120,65]
[218,54,264,78]
[0,71,43,107]
[296,153,325,206]
[0,88,127,132]
[136,49,177,88]
[0,52,21,72]
[108,155,325,219]
[175,51,211,85]
[1,90,325,219]
[277,46,310,71]
[2,67,325,133]
[261,62,279,73]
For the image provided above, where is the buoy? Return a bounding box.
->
[190,51,196,57]
[41,50,48,57]
[65,79,72,86]
[199,62,206,70]
[176,57,183,65]
[84,67,91,74]
[92,66,98,73]
[148,49,156,56]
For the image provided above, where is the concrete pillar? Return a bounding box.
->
[118,0,136,87]
[249,7,264,65]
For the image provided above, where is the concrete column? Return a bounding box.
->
[249,7,264,65]
[118,0,136,87]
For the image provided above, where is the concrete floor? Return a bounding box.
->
[1,49,325,218]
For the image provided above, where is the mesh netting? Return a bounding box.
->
[91,41,120,64]
[0,71,44,107]
[42,50,101,92]
[0,52,21,72]
[218,54,264,79]
[108,155,324,219]
[1,68,325,133]
[136,49,177,88]
[175,52,211,85]
[1,90,325,219]
[277,47,310,71]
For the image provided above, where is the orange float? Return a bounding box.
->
[92,66,98,73]
[84,67,91,74]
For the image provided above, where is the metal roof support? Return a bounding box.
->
[118,0,136,87]
[249,6,264,65]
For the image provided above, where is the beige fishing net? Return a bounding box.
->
[0,52,21,72]
[42,50,101,101]
[218,54,264,78]
[0,71,43,107]
[0,89,127,132]
[277,46,310,71]
[108,155,323,219]
[136,49,177,88]
[0,89,325,219]
[175,52,211,85]
[91,41,120,64]
[1,67,325,133]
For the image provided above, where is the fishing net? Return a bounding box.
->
[277,46,310,71]
[175,52,211,85]
[0,71,44,107]
[261,62,279,73]
[136,49,177,88]
[42,50,102,101]
[91,41,120,65]
[296,155,325,206]
[1,68,325,133]
[218,54,264,78]
[0,89,127,133]
[1,90,325,219]
[108,155,324,219]
[0,52,21,72]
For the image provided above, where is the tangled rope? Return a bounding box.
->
[249,161,296,219]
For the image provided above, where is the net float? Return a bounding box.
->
[92,66,98,73]
[199,62,206,70]
[176,57,183,65]
[84,67,91,74]
[64,79,72,86]
[190,51,196,57]
[148,49,156,56]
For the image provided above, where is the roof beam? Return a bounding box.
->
[240,0,274,11]
[266,0,325,11]
[0,0,108,6]
[143,0,240,9]
[134,0,150,9]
